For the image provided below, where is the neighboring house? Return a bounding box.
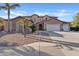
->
[2,14,70,32]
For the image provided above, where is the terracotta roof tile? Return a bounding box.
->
[0,14,69,23]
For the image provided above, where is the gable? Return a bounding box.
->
[46,18,63,24]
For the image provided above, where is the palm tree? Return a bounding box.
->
[0,3,20,32]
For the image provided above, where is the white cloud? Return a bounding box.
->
[52,12,70,17]
[1,10,27,19]
[1,9,78,19]
[0,15,8,19]
[34,12,49,16]
[34,9,76,17]
[56,9,68,13]
[33,9,73,17]
[4,10,27,16]
[11,11,24,16]
[13,11,27,16]
[60,10,67,12]
[0,15,17,19]
[51,9,73,17]
[73,10,79,15]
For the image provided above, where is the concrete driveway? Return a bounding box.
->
[0,42,65,56]
[55,31,79,42]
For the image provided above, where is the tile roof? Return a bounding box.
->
[0,14,69,23]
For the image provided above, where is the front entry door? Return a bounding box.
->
[39,24,44,30]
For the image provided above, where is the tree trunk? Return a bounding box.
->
[8,8,10,32]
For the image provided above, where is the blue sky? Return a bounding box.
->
[0,3,79,22]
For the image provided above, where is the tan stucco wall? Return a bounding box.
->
[3,21,8,32]
[3,15,68,32]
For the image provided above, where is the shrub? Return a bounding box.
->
[30,24,37,32]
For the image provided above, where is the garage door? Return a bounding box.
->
[46,24,61,31]
[63,24,70,31]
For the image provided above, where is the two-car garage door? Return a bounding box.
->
[46,24,70,31]
[46,24,61,31]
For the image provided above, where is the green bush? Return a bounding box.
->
[30,24,37,32]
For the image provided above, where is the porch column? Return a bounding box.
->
[12,21,16,32]
[3,21,8,32]
[60,24,63,31]
[44,22,46,31]
[36,24,39,31]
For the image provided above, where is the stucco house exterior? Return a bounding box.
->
[2,14,70,32]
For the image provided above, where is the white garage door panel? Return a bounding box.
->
[63,24,69,31]
[46,24,60,31]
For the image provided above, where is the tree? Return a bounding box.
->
[0,17,4,31]
[16,17,35,37]
[0,3,20,32]
[0,19,3,26]
[16,17,29,37]
[70,12,79,27]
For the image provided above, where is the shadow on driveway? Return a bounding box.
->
[11,46,51,56]
[53,40,79,50]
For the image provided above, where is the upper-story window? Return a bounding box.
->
[43,15,48,20]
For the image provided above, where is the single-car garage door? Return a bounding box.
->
[63,24,70,31]
[46,24,61,31]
